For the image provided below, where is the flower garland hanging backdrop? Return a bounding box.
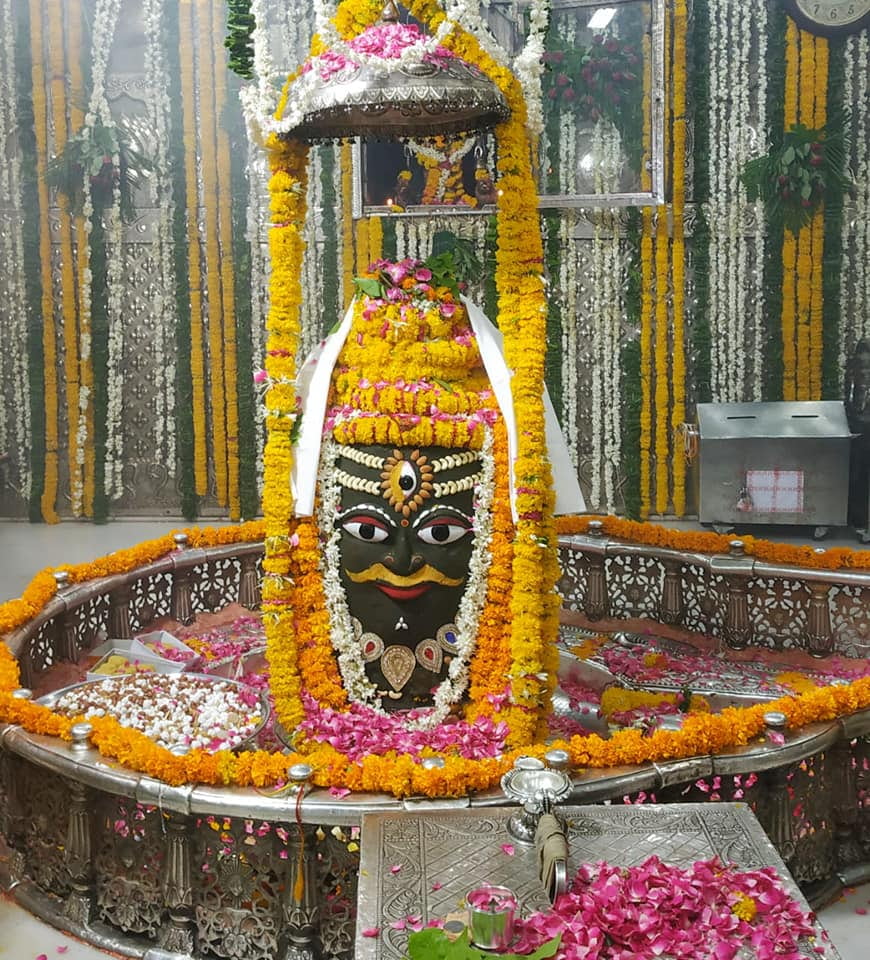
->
[0,1,868,530]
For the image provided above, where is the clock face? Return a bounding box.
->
[784,0,870,35]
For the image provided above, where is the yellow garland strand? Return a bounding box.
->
[212,4,241,520]
[262,137,310,733]
[48,0,81,516]
[341,142,354,307]
[197,0,228,507]
[795,31,815,400]
[179,0,208,497]
[809,38,828,401]
[355,216,369,273]
[67,2,94,517]
[369,214,383,265]
[670,0,688,516]
[639,29,653,520]
[653,7,671,516]
[28,0,59,522]
[781,19,799,400]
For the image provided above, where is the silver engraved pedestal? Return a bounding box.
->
[355,802,840,960]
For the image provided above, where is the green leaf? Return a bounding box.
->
[353,276,384,298]
[406,927,451,959]
[801,183,812,200]
[404,928,561,960]
[782,145,795,165]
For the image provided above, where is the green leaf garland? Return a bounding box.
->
[15,1,44,521]
[224,0,255,80]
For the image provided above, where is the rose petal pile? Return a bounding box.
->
[512,856,823,960]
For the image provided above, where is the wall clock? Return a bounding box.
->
[781,0,870,36]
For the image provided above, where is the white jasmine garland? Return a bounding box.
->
[104,173,126,500]
[144,0,177,477]
[838,36,855,364]
[408,136,475,202]
[562,213,579,471]
[752,0,768,401]
[858,30,870,338]
[511,0,550,137]
[0,0,31,497]
[316,426,496,730]
[80,0,124,503]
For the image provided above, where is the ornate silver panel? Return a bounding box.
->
[830,583,870,658]
[605,553,662,619]
[680,562,728,634]
[95,798,164,936]
[356,803,837,960]
[128,570,174,631]
[190,558,243,613]
[749,577,810,651]
[68,593,113,655]
[193,816,283,960]
[19,759,72,898]
[787,755,836,887]
[556,545,588,611]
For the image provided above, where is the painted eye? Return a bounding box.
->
[341,516,389,543]
[417,519,471,545]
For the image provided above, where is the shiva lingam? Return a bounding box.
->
[501,753,572,904]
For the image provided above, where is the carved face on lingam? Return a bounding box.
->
[313,258,502,712]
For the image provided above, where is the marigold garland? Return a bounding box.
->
[809,37,828,401]
[670,0,688,517]
[47,0,82,517]
[179,0,208,498]
[653,7,671,517]
[781,19,799,399]
[28,0,59,523]
[554,513,870,571]
[213,2,242,520]
[197,0,229,507]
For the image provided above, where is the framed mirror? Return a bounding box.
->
[352,0,665,216]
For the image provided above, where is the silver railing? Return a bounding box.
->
[1,528,870,959]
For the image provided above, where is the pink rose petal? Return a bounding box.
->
[431,881,443,891]
[329,787,351,799]
[390,863,403,874]
[501,843,515,856]
[361,927,380,938]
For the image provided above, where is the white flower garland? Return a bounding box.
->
[838,35,855,366]
[708,0,754,403]
[511,0,549,137]
[0,0,30,496]
[751,0,768,401]
[144,0,176,477]
[316,427,495,730]
[408,136,475,202]
[82,0,124,503]
[857,30,870,340]
[244,112,270,499]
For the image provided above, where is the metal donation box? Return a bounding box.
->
[696,401,851,529]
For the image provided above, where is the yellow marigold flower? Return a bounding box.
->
[732,893,757,922]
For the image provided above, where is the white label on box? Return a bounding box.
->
[745,469,804,513]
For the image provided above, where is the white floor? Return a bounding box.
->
[0,518,868,958]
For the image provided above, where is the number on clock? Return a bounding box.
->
[782,0,870,35]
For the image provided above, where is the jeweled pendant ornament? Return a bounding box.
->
[276,2,509,142]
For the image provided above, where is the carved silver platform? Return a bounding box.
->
[356,803,839,960]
